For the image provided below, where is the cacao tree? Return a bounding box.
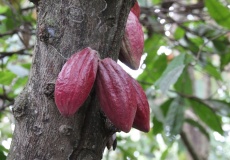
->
[1,0,230,160]
[6,0,138,159]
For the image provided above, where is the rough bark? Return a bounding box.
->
[7,0,134,159]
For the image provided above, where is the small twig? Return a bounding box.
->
[0,94,14,102]
[0,30,18,38]
[140,6,205,38]
[169,89,197,99]
[0,83,15,112]
[0,28,35,38]
[0,46,33,59]
[21,6,35,12]
[196,31,230,60]
[0,102,14,112]
[1,59,3,70]
[137,80,153,86]
[0,90,14,102]
[169,89,212,101]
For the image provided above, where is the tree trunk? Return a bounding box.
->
[7,0,134,159]
[182,67,210,160]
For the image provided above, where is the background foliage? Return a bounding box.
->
[1,0,230,159]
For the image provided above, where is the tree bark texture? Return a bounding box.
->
[7,0,134,159]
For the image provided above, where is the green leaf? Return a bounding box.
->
[203,62,222,80]
[152,117,163,135]
[144,34,165,54]
[152,98,173,135]
[188,99,223,134]
[195,24,217,37]
[188,36,204,50]
[151,0,161,5]
[0,70,16,85]
[160,147,170,160]
[13,77,28,91]
[0,16,18,32]
[220,53,230,70]
[181,35,200,54]
[174,27,185,40]
[155,54,185,93]
[0,145,8,153]
[160,143,173,160]
[118,146,137,160]
[204,99,230,117]
[0,6,8,14]
[0,88,3,94]
[174,67,193,95]
[138,34,169,90]
[185,118,210,141]
[21,63,32,70]
[138,36,168,89]
[0,151,6,160]
[164,97,185,137]
[7,64,29,77]
[160,98,174,117]
[206,0,230,29]
[213,38,229,52]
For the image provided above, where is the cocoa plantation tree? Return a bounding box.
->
[1,0,230,160]
[4,0,141,159]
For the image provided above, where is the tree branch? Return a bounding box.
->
[0,94,14,102]
[196,31,230,60]
[21,6,35,12]
[0,102,14,112]
[0,46,33,59]
[180,131,201,160]
[0,30,18,38]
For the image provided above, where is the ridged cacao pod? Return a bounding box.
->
[131,1,140,18]
[96,58,137,132]
[55,47,99,116]
[119,11,144,70]
[131,79,150,132]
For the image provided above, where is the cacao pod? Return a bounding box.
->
[131,1,140,18]
[55,47,99,116]
[96,58,137,132]
[131,79,150,132]
[119,11,144,70]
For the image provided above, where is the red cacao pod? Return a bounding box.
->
[55,47,99,116]
[131,79,150,132]
[131,1,140,18]
[119,11,144,70]
[96,58,137,132]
